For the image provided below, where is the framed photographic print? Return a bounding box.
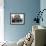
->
[10,13,25,25]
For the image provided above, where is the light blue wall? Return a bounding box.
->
[40,0,46,27]
[4,0,40,42]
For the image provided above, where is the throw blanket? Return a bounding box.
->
[17,32,34,46]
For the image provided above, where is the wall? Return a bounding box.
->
[40,0,46,27]
[4,0,40,42]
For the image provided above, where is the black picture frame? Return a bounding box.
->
[10,13,25,25]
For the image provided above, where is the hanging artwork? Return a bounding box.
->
[10,13,25,25]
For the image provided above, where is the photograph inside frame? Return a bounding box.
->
[11,13,24,24]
